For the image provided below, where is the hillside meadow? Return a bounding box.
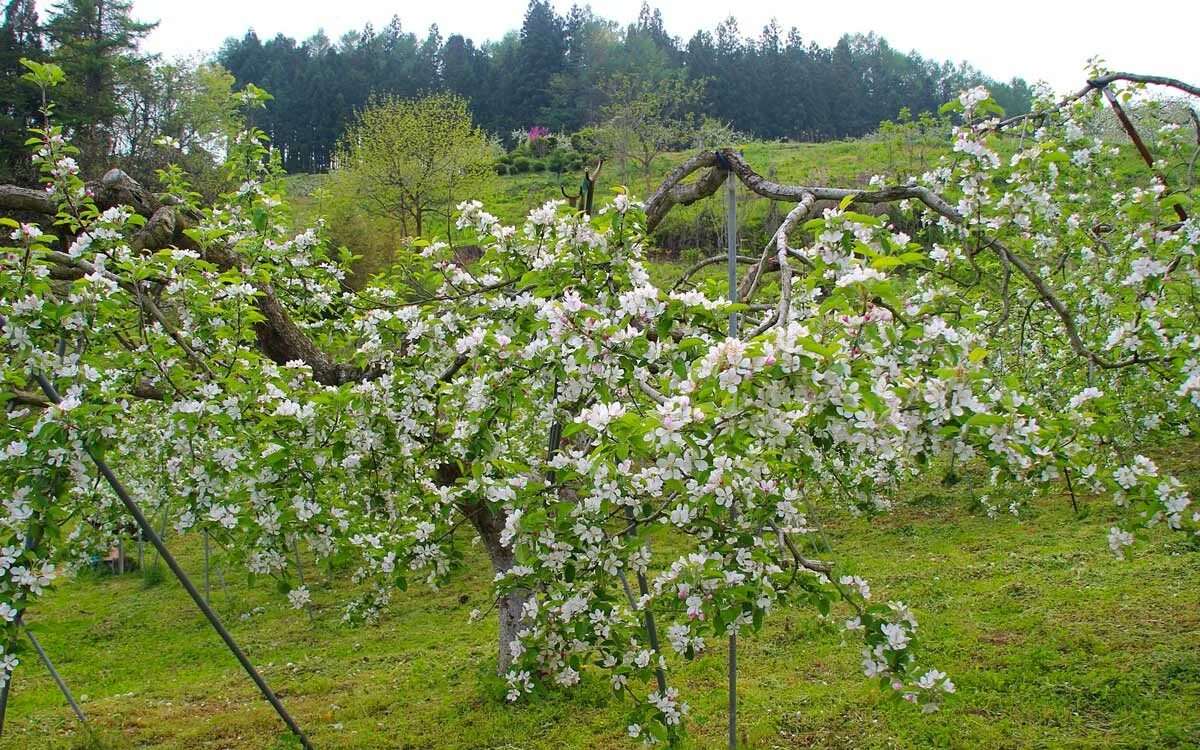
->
[1,444,1196,749]
[285,131,954,284]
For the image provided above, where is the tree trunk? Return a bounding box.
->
[459,496,529,675]
[496,582,529,675]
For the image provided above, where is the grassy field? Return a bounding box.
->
[2,440,1196,750]
[283,130,952,284]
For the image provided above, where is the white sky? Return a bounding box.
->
[42,0,1200,94]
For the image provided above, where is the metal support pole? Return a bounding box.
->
[0,674,11,737]
[1097,84,1188,222]
[203,529,211,605]
[729,627,738,750]
[217,563,232,608]
[149,505,168,574]
[726,172,739,338]
[32,373,313,750]
[0,618,94,738]
[618,505,668,695]
[617,569,668,695]
[291,536,314,623]
[23,622,92,733]
[725,168,739,750]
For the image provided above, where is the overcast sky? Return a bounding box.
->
[48,0,1200,94]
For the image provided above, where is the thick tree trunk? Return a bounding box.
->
[495,573,530,675]
[458,496,529,675]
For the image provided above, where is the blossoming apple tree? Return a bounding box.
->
[0,60,1197,745]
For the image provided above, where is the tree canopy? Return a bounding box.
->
[332,91,496,239]
[213,2,1033,173]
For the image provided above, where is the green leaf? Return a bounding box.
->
[966,413,1007,427]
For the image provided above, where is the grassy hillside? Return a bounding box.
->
[283,130,950,284]
[2,442,1196,749]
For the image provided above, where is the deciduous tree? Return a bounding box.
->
[333,91,496,239]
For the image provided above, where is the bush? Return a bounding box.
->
[511,156,532,173]
[528,158,547,173]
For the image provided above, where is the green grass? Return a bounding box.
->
[283,132,950,280]
[285,125,1163,287]
[3,441,1197,749]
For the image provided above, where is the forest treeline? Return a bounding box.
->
[218,2,1033,173]
[2,0,1032,180]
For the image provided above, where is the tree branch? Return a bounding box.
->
[643,147,1161,368]
[3,170,366,387]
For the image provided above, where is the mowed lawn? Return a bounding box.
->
[1,442,1197,750]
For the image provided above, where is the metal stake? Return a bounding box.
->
[0,618,94,738]
[617,568,668,695]
[1095,85,1188,222]
[291,536,314,623]
[0,674,11,737]
[726,170,739,338]
[203,529,211,605]
[148,505,169,574]
[725,169,740,750]
[23,622,92,733]
[32,372,313,750]
[216,563,232,608]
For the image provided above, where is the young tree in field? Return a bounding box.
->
[596,72,700,191]
[333,91,496,238]
[1,62,1197,747]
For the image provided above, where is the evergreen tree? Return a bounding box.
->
[43,0,157,173]
[213,7,1033,173]
[514,0,566,129]
[0,0,45,183]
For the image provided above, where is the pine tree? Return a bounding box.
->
[44,0,157,172]
[0,0,45,183]
[513,0,566,129]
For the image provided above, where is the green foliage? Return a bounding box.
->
[0,1,45,183]
[42,0,156,174]
[215,10,1033,175]
[2,61,1198,750]
[332,91,497,240]
[116,60,239,196]
[593,72,699,190]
